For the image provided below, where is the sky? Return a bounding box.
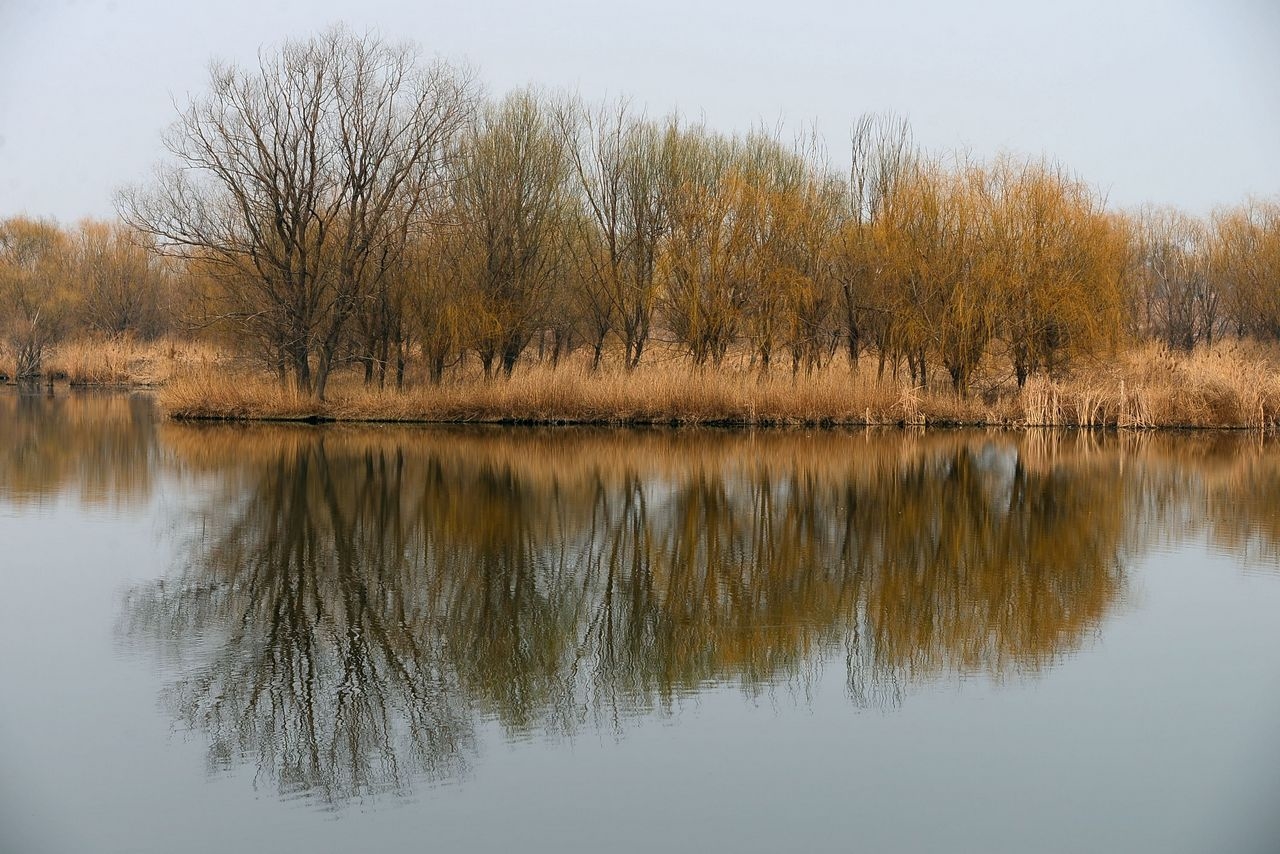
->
[1,0,1278,222]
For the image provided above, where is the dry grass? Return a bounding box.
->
[161,362,980,426]
[1021,342,1280,429]
[157,341,1280,429]
[46,337,230,387]
[0,337,229,387]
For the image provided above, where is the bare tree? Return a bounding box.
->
[73,220,170,339]
[119,26,474,398]
[557,98,672,369]
[1211,199,1280,342]
[1132,207,1219,351]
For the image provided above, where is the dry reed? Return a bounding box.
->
[44,337,230,387]
[155,341,1280,429]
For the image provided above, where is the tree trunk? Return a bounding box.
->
[290,343,313,397]
[314,354,332,402]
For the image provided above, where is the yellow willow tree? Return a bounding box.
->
[734,132,805,373]
[876,160,993,393]
[1211,199,1280,341]
[985,159,1127,386]
[406,224,471,385]
[935,165,995,395]
[781,173,845,375]
[452,90,574,378]
[730,132,843,374]
[660,126,751,367]
[0,217,76,379]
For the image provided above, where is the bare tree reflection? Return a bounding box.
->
[126,442,475,803]
[123,426,1268,805]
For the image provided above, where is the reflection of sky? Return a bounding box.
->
[973,440,1020,516]
[2,495,1279,853]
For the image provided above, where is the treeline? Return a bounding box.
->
[2,27,1279,396]
[0,219,176,377]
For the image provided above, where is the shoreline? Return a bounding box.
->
[159,408,1271,431]
[156,363,1280,432]
[10,338,1280,431]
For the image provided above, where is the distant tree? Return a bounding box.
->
[0,217,76,379]
[1211,199,1280,341]
[1131,207,1219,351]
[73,220,169,339]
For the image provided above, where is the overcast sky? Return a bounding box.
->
[1,0,1278,221]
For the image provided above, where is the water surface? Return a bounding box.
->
[1,390,1278,853]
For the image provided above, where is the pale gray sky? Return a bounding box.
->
[1,0,1278,221]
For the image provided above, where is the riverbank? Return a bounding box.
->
[0,337,226,388]
[157,344,1280,429]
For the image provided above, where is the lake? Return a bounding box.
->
[1,389,1278,854]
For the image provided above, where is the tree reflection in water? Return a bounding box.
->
[120,427,1202,804]
[0,390,158,508]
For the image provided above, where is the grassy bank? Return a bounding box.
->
[0,337,228,388]
[157,343,1280,429]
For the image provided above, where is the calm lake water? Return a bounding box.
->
[1,390,1279,854]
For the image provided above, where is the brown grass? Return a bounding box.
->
[157,341,1280,429]
[0,337,231,387]
[160,362,980,425]
[45,337,230,387]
